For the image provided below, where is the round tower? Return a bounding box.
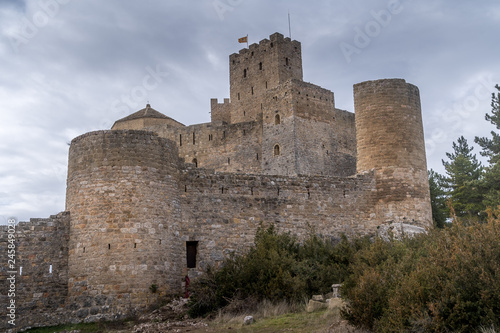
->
[354,79,432,227]
[66,130,183,319]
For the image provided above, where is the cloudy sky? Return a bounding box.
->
[1,0,499,223]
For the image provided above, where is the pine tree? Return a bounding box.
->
[475,84,500,208]
[428,169,447,228]
[441,136,484,217]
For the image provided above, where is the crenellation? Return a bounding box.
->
[1,33,432,332]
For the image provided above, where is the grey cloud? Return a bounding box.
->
[0,0,499,222]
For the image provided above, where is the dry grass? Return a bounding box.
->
[210,299,370,333]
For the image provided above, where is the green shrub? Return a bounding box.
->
[342,207,500,333]
[188,225,368,317]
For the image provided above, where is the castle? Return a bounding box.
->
[0,32,431,331]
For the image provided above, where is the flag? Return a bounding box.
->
[238,36,248,43]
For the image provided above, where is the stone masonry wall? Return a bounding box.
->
[65,130,183,322]
[291,80,356,177]
[0,212,70,332]
[260,79,356,177]
[147,120,262,174]
[211,98,232,124]
[179,168,378,279]
[354,79,432,227]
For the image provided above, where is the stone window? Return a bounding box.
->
[243,69,247,78]
[274,144,280,156]
[192,132,196,145]
[251,86,254,95]
[186,241,198,268]
[265,81,268,89]
[179,134,182,146]
[192,158,198,168]
[259,62,263,70]
[286,57,289,66]
[238,93,240,100]
[209,134,213,141]
[49,264,52,274]
[256,153,259,160]
[228,158,231,165]
[275,114,281,125]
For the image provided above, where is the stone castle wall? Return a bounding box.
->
[0,213,70,332]
[179,168,378,279]
[65,130,183,321]
[354,79,431,226]
[146,120,263,174]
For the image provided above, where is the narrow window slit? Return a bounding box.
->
[186,241,198,268]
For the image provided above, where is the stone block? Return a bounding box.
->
[243,315,254,325]
[306,300,327,312]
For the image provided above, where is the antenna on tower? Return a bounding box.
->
[288,10,292,39]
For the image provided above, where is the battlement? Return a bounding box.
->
[230,32,301,58]
[210,97,231,123]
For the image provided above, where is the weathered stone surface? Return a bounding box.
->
[377,222,427,241]
[306,300,328,312]
[312,295,325,302]
[327,298,344,310]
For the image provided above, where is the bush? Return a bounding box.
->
[342,207,500,333]
[188,225,369,317]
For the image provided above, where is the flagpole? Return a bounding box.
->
[246,34,248,48]
[288,11,292,39]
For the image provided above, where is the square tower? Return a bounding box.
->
[228,32,303,124]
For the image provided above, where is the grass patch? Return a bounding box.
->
[215,309,355,333]
[210,300,368,333]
